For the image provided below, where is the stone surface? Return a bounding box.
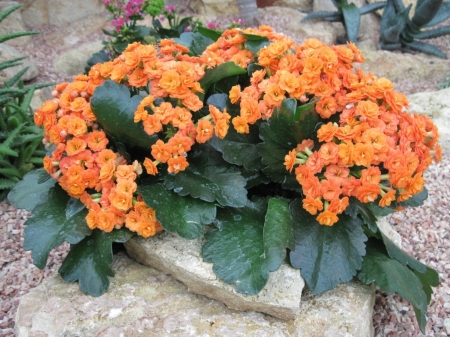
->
[258,6,345,45]
[53,41,104,76]
[355,49,449,83]
[0,1,33,47]
[16,252,375,337]
[125,232,304,320]
[274,0,313,11]
[194,0,240,16]
[0,44,39,85]
[407,87,450,152]
[377,216,402,248]
[17,0,106,26]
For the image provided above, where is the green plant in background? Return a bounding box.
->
[439,74,450,89]
[379,0,450,58]
[0,4,52,199]
[85,0,199,73]
[300,0,387,43]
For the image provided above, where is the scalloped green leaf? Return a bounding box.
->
[91,80,158,149]
[289,198,367,294]
[23,186,91,269]
[264,198,294,271]
[357,239,432,334]
[8,169,56,211]
[196,27,221,41]
[399,187,428,207]
[258,99,318,183]
[164,145,247,208]
[138,183,216,239]
[354,199,378,233]
[58,228,133,297]
[175,32,214,55]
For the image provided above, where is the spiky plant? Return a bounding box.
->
[300,0,387,43]
[380,0,450,58]
[0,4,52,199]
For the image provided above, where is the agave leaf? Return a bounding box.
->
[424,2,450,27]
[0,31,40,44]
[0,4,21,23]
[380,4,411,44]
[0,144,19,158]
[342,3,361,43]
[413,25,450,39]
[20,84,36,116]
[392,0,406,11]
[301,10,342,22]
[0,178,17,190]
[412,0,443,27]
[403,40,448,58]
[4,66,28,88]
[360,1,387,15]
[379,41,403,50]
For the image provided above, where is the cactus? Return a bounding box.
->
[379,0,450,58]
[0,4,52,199]
[300,0,387,43]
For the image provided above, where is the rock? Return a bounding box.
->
[53,41,104,76]
[194,0,240,16]
[258,6,345,45]
[0,1,33,47]
[407,87,450,153]
[0,44,39,85]
[16,252,375,336]
[30,87,53,112]
[355,49,449,83]
[274,0,313,11]
[17,0,106,26]
[444,317,450,335]
[44,15,109,50]
[377,217,402,248]
[125,232,304,320]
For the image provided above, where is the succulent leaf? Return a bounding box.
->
[359,1,387,15]
[413,25,450,39]
[424,2,450,27]
[403,40,448,58]
[342,3,361,43]
[412,0,443,27]
[301,10,342,22]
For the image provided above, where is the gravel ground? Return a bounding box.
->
[2,2,450,336]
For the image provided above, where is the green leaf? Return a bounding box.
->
[199,62,246,100]
[91,80,158,149]
[412,0,442,27]
[301,10,342,22]
[196,27,221,41]
[138,183,216,239]
[342,3,361,43]
[296,99,320,133]
[413,25,450,39]
[258,99,318,183]
[0,145,18,157]
[289,199,367,294]
[0,178,16,190]
[398,187,428,207]
[264,198,294,271]
[175,32,214,55]
[245,40,271,56]
[368,202,395,216]
[0,31,40,44]
[424,2,450,27]
[164,146,247,208]
[380,3,411,44]
[59,228,133,297]
[357,239,431,333]
[0,4,21,23]
[403,40,447,58]
[380,231,427,273]
[202,198,270,294]
[23,186,91,269]
[240,168,270,188]
[359,2,387,14]
[7,169,56,211]
[241,33,269,42]
[4,66,28,88]
[354,199,378,232]
[208,124,262,170]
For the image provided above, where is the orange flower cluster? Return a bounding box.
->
[259,38,443,226]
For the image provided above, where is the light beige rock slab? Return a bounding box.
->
[377,216,402,248]
[407,87,450,153]
[0,1,33,47]
[125,232,304,320]
[0,44,39,85]
[53,41,104,76]
[355,49,449,83]
[16,253,375,337]
[274,0,313,11]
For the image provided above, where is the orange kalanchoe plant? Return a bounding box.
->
[9,26,441,332]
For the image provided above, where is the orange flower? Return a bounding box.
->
[143,115,163,135]
[99,160,116,183]
[284,149,297,173]
[229,85,241,104]
[70,97,88,112]
[67,116,87,137]
[317,122,338,143]
[125,211,141,232]
[96,149,117,166]
[316,210,339,226]
[153,102,175,125]
[240,99,261,124]
[305,151,324,174]
[379,189,396,207]
[278,70,300,93]
[342,176,362,197]
[302,195,323,215]
[302,57,323,77]
[360,166,381,185]
[115,165,137,181]
[96,210,116,232]
[356,100,380,120]
[301,176,322,198]
[315,96,337,119]
[109,190,133,212]
[86,210,98,230]
[295,164,312,184]
[168,134,192,155]
[168,156,189,174]
[355,183,381,203]
[65,137,87,156]
[151,140,172,163]
[215,119,229,139]
[128,67,148,87]
[196,119,214,143]
[352,143,374,167]
[232,116,250,134]
[159,71,181,93]
[109,63,128,82]
[320,177,342,201]
[327,197,349,214]
[86,131,109,152]
[143,158,158,175]
[318,142,339,165]
[263,83,286,107]
[182,94,203,112]
[324,164,349,184]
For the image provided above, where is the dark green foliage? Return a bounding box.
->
[0,4,52,199]
[380,0,450,58]
[300,0,387,43]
